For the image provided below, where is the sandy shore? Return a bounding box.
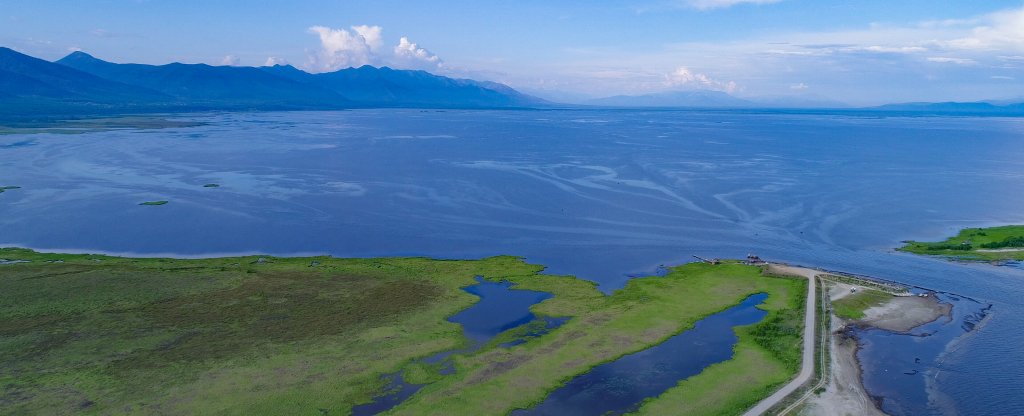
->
[798,276,951,416]
[976,248,1024,253]
[800,314,885,416]
[859,294,951,333]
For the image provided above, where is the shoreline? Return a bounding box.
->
[0,248,968,415]
[798,274,953,416]
[0,248,806,415]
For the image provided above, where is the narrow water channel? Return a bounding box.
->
[351,276,562,415]
[514,293,769,416]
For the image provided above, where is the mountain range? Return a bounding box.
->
[0,47,546,117]
[2,46,1024,117]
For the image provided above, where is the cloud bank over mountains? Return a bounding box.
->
[664,67,738,93]
[305,25,443,73]
[513,5,1024,104]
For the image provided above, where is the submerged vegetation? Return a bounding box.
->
[0,249,805,415]
[899,225,1024,261]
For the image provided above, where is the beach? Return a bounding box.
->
[800,276,951,415]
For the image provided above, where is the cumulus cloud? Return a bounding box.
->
[683,0,782,10]
[263,56,288,66]
[220,55,240,66]
[351,25,383,52]
[393,36,443,69]
[664,67,737,92]
[305,24,445,72]
[307,25,378,71]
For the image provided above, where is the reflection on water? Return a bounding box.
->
[2,109,1024,413]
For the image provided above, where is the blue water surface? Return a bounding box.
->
[2,109,1023,414]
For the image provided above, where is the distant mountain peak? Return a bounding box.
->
[62,50,96,59]
[57,50,106,64]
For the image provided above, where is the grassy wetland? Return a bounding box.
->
[0,249,804,415]
[899,225,1024,261]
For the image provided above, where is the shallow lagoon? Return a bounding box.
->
[352,277,559,415]
[516,293,768,416]
[2,109,1023,413]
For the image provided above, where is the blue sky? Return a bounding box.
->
[2,0,1023,104]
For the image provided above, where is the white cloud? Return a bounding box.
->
[264,56,288,66]
[926,56,976,65]
[394,36,443,69]
[683,0,782,10]
[351,25,383,52]
[307,25,377,71]
[856,45,927,54]
[664,67,737,92]
[943,7,1024,51]
[991,75,1015,80]
[220,55,240,66]
[305,25,445,72]
[790,83,809,90]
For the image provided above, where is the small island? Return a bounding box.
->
[202,183,220,188]
[0,185,20,193]
[139,200,169,206]
[898,225,1024,261]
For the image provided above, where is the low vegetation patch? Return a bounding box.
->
[633,271,806,416]
[0,249,806,415]
[832,289,891,320]
[899,225,1024,261]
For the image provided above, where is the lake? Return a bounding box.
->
[1,109,1023,414]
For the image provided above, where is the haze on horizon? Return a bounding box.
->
[2,0,1023,106]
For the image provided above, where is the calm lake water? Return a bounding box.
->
[2,109,1023,414]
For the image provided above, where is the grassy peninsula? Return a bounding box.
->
[0,249,804,415]
[899,225,1024,261]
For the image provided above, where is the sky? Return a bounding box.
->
[2,0,1024,105]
